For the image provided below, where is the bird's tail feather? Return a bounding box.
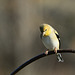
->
[57,53,64,62]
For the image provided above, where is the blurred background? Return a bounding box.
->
[0,0,75,75]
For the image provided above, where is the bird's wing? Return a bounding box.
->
[54,30,61,48]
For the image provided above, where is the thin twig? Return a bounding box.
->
[10,49,75,75]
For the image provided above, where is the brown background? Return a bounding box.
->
[0,0,75,75]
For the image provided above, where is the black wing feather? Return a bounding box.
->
[55,33,61,48]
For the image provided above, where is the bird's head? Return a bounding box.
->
[40,24,51,36]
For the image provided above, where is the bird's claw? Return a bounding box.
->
[54,47,57,53]
[45,50,48,55]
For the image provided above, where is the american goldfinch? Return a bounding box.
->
[40,24,64,62]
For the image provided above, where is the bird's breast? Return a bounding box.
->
[42,35,59,50]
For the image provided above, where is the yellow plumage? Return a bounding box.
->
[40,24,64,62]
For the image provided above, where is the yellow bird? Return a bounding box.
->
[40,24,64,62]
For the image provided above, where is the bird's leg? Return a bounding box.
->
[54,47,57,54]
[54,47,64,62]
[45,50,49,55]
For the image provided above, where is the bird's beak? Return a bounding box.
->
[43,32,45,36]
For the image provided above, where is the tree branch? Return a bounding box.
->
[10,49,75,75]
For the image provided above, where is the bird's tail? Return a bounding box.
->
[57,53,64,62]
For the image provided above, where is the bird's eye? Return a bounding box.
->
[45,29,47,31]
